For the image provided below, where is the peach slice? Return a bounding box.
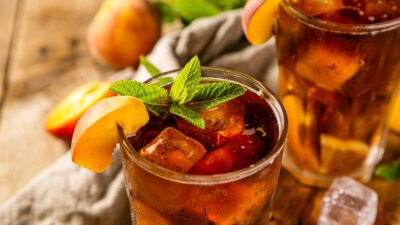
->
[71,96,149,173]
[389,90,400,133]
[320,134,369,174]
[242,0,281,45]
[282,95,320,171]
[45,81,116,140]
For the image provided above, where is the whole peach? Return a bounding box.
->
[87,0,161,68]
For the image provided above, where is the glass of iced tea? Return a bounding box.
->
[117,67,287,225]
[275,0,400,187]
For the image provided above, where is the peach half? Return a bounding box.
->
[45,81,116,140]
[87,0,161,68]
[71,96,149,173]
[242,0,281,45]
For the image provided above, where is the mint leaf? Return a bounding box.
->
[145,104,169,118]
[140,55,161,77]
[151,77,174,87]
[169,56,201,103]
[139,55,174,87]
[154,1,180,23]
[110,80,169,107]
[375,160,400,180]
[171,0,220,23]
[170,104,205,129]
[188,82,246,111]
[179,87,199,105]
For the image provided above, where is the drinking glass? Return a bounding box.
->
[118,68,288,225]
[275,0,400,187]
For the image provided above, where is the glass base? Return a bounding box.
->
[282,151,374,188]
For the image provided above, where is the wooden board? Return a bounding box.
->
[0,0,113,204]
[0,0,19,107]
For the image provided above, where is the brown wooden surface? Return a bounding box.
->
[0,0,113,204]
[0,0,399,224]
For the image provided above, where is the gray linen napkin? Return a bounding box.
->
[0,10,278,225]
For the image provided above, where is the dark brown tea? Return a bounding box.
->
[130,90,278,175]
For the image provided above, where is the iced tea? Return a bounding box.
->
[275,0,400,187]
[118,68,287,225]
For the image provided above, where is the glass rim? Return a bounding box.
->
[281,0,400,34]
[117,66,288,185]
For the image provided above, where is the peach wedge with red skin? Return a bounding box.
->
[242,0,281,45]
[87,0,161,68]
[45,81,116,140]
[71,96,149,173]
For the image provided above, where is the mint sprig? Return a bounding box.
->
[110,55,246,129]
[375,160,400,180]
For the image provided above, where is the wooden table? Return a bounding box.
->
[1,0,399,224]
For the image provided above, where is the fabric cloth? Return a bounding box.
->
[0,10,278,225]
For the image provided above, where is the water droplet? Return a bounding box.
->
[368,16,375,22]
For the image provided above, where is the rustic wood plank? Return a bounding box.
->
[0,0,113,204]
[0,0,19,109]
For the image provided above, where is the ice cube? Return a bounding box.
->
[189,146,236,175]
[175,117,227,148]
[200,99,245,138]
[189,134,264,175]
[296,40,364,91]
[131,114,176,149]
[300,0,344,16]
[319,177,378,225]
[176,99,245,148]
[140,127,207,173]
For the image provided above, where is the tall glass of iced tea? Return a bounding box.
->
[118,68,287,225]
[275,0,400,187]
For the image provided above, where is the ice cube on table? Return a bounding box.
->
[319,177,378,225]
[139,127,207,173]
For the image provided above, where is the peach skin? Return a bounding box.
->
[45,81,116,141]
[242,0,281,45]
[71,96,149,173]
[87,0,161,68]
